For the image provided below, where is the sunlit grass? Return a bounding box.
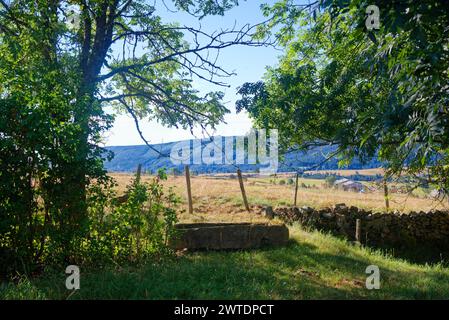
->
[2,224,448,299]
[111,173,448,217]
[4,172,445,299]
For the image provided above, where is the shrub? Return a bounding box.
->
[86,168,179,264]
[1,166,180,278]
[325,175,337,187]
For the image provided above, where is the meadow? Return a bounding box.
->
[111,172,448,224]
[2,171,449,300]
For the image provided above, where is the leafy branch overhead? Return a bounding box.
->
[1,0,273,134]
[0,0,273,275]
[237,0,449,191]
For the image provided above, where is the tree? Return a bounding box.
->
[0,0,270,273]
[325,175,337,188]
[237,0,449,193]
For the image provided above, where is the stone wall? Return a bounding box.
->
[270,204,449,250]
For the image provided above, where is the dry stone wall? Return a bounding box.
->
[271,204,449,249]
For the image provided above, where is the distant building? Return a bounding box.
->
[430,189,447,200]
[335,179,365,192]
[334,178,349,186]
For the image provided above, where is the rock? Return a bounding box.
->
[322,212,335,219]
[349,206,359,214]
[264,206,274,220]
[333,203,348,214]
[334,203,347,209]
[301,206,314,214]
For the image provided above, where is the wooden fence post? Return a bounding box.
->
[355,219,361,244]
[136,163,142,184]
[185,165,193,214]
[294,172,299,207]
[383,179,390,212]
[135,163,143,257]
[237,169,250,212]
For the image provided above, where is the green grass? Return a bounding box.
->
[2,225,449,299]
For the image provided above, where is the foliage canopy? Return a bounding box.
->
[237,0,449,191]
[0,0,266,276]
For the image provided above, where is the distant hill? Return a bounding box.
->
[104,137,381,174]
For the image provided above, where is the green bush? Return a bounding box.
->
[279,179,286,185]
[325,175,337,187]
[0,166,180,278]
[86,168,180,264]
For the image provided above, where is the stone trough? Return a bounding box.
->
[169,222,289,250]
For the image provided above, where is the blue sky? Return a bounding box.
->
[104,0,281,146]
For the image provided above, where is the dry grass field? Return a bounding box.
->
[110,172,448,224]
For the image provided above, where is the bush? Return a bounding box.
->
[325,175,337,187]
[86,168,180,264]
[1,166,180,278]
[287,178,295,185]
[279,179,286,185]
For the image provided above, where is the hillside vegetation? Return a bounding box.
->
[105,142,382,173]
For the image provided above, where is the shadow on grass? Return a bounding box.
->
[257,238,449,299]
[372,244,449,267]
[2,235,449,300]
[301,226,449,267]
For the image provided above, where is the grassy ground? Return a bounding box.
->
[2,224,448,299]
[3,172,448,300]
